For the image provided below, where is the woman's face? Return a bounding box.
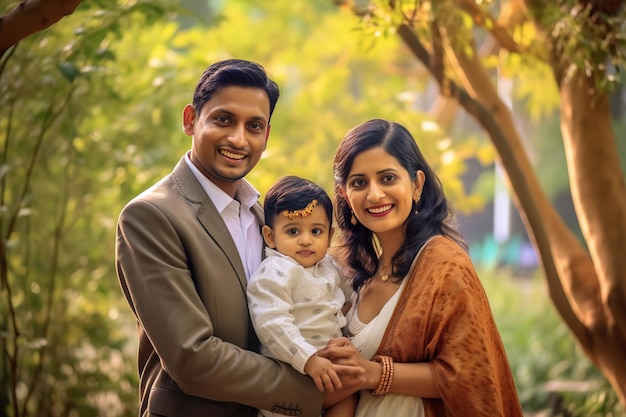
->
[344,146,424,239]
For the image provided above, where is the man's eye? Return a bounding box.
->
[216,116,230,124]
[248,122,263,131]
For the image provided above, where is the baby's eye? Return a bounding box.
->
[286,228,299,236]
[312,228,323,236]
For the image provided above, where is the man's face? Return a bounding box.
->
[183,85,271,197]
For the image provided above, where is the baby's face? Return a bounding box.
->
[264,205,333,268]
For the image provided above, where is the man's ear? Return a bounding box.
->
[264,124,271,146]
[262,225,276,248]
[182,104,196,136]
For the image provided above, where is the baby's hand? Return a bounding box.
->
[304,354,342,392]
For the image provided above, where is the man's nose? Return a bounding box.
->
[227,124,246,146]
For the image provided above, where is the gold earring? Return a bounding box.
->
[350,211,357,226]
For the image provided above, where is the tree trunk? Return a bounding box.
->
[558,70,626,404]
[398,18,626,407]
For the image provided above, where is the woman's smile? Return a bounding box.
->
[346,147,419,236]
[367,204,394,216]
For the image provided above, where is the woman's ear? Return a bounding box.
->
[339,188,350,208]
[413,170,426,202]
[262,225,277,248]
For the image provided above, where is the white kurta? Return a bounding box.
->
[247,248,347,374]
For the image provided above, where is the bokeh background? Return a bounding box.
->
[1,1,625,416]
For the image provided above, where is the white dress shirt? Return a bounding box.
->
[184,154,263,279]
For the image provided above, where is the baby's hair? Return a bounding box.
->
[264,176,333,228]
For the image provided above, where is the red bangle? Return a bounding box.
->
[370,355,394,397]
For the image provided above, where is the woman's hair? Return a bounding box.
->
[264,175,333,228]
[192,59,280,121]
[333,118,466,291]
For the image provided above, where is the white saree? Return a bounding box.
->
[345,278,425,417]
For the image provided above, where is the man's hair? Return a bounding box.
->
[192,59,280,120]
[264,176,333,228]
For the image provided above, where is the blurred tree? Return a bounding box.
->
[184,0,489,213]
[0,2,187,416]
[335,0,626,407]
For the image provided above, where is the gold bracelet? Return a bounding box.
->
[370,355,394,397]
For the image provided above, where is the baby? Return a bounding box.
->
[247,175,355,417]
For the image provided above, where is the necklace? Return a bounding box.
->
[379,265,391,282]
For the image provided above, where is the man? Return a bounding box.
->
[116,59,358,417]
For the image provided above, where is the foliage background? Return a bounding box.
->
[1,0,623,416]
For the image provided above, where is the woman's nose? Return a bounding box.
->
[367,183,384,201]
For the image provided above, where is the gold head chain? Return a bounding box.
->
[282,199,318,220]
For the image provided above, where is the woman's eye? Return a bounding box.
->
[350,179,365,188]
[382,174,396,182]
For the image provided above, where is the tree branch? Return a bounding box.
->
[0,0,83,56]
[397,23,591,344]
[456,0,525,54]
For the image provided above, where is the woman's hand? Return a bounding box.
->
[304,355,342,393]
[318,337,380,392]
[321,337,441,400]
[318,338,359,364]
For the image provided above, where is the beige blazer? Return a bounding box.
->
[116,157,322,417]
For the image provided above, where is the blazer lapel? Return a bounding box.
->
[171,159,248,290]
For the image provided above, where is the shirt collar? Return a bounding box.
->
[184,153,260,213]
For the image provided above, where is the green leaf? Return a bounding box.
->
[58,61,80,82]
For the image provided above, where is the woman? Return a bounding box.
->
[320,119,523,417]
